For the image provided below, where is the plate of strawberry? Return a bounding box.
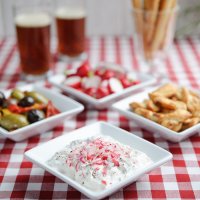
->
[49,62,156,109]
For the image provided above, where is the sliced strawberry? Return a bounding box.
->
[108,78,123,93]
[76,60,90,77]
[64,76,81,89]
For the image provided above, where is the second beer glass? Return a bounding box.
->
[55,0,86,61]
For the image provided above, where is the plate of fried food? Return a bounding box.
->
[112,83,200,142]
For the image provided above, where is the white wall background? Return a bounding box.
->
[0,0,199,38]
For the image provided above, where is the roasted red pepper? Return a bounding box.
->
[8,103,47,114]
[46,101,60,117]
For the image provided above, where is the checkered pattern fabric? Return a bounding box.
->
[0,37,200,199]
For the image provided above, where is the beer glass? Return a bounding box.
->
[14,6,52,81]
[55,0,86,61]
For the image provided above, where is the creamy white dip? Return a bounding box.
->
[47,136,152,191]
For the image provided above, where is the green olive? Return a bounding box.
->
[1,109,11,116]
[25,91,48,105]
[0,114,29,131]
[11,89,25,100]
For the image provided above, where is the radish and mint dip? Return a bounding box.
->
[47,136,152,191]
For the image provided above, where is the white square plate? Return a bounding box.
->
[48,73,156,109]
[112,86,200,142]
[25,122,172,200]
[0,84,84,141]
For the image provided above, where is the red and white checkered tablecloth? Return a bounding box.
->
[0,37,200,199]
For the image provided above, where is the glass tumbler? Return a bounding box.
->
[132,3,179,75]
[14,6,52,81]
[55,0,86,61]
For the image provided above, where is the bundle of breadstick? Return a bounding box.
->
[131,0,177,60]
[130,83,200,132]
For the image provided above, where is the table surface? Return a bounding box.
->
[0,37,200,200]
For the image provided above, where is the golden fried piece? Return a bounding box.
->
[150,83,178,98]
[189,89,200,98]
[160,108,174,114]
[153,96,187,110]
[164,109,192,122]
[134,108,163,123]
[171,88,183,101]
[129,102,146,111]
[160,119,182,132]
[145,100,160,112]
[181,87,191,103]
[181,117,200,131]
[187,96,200,113]
[192,110,200,118]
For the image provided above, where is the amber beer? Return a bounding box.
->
[15,13,51,75]
[55,8,85,57]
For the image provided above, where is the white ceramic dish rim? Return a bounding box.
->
[25,121,172,200]
[0,84,84,137]
[48,72,156,104]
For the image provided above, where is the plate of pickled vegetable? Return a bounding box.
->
[0,84,84,141]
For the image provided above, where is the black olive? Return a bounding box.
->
[2,100,9,108]
[27,109,45,123]
[0,91,5,107]
[18,96,35,107]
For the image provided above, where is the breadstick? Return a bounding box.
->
[150,0,177,55]
[131,0,144,34]
[159,0,177,50]
[146,0,161,43]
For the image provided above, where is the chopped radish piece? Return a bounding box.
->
[77,61,90,77]
[120,77,133,88]
[82,76,101,89]
[84,88,97,98]
[96,88,110,98]
[64,76,81,89]
[108,78,123,93]
[95,68,106,76]
[101,80,109,88]
[127,73,137,81]
[102,70,115,80]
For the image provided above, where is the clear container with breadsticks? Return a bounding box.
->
[131,0,179,79]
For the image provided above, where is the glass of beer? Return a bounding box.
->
[55,0,86,61]
[14,7,52,81]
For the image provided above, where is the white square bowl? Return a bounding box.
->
[48,73,156,109]
[112,86,200,142]
[0,84,84,141]
[25,121,172,200]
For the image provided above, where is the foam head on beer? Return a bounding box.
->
[55,7,86,19]
[15,12,51,27]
